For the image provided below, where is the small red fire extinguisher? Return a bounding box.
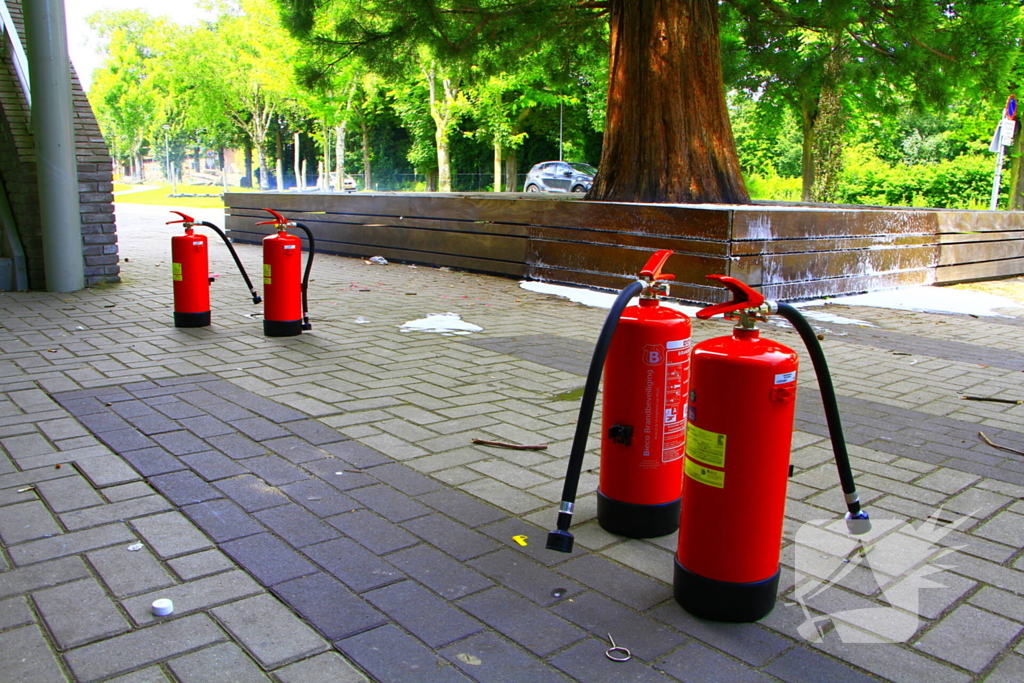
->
[548,250,690,552]
[257,209,315,337]
[675,275,870,622]
[168,211,260,328]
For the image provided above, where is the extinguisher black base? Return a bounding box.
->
[174,311,210,328]
[264,319,302,337]
[673,558,779,623]
[597,491,680,538]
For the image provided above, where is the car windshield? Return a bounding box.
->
[568,163,597,175]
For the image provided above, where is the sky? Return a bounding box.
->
[64,0,214,90]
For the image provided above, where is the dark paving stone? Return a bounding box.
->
[465,334,593,376]
[204,383,306,422]
[326,510,419,555]
[552,591,682,662]
[108,401,158,419]
[198,401,257,422]
[155,374,218,387]
[280,479,361,518]
[337,624,474,683]
[181,499,266,543]
[302,460,378,491]
[837,325,1024,371]
[151,430,211,456]
[348,484,430,523]
[438,632,574,683]
[221,533,318,587]
[125,413,181,436]
[177,389,233,408]
[469,549,585,607]
[213,474,290,512]
[263,436,328,464]
[95,389,134,403]
[179,415,236,438]
[417,489,508,528]
[761,646,877,683]
[364,580,483,649]
[303,537,405,594]
[272,572,386,640]
[122,380,159,392]
[148,471,223,506]
[650,604,793,667]
[255,505,339,547]
[207,433,268,459]
[558,554,672,611]
[242,455,309,487]
[180,451,248,481]
[96,428,156,454]
[284,419,347,445]
[120,447,187,477]
[321,440,391,469]
[656,640,777,683]
[548,639,677,682]
[153,399,207,420]
[371,463,443,496]
[457,587,585,657]
[231,416,291,441]
[58,396,109,417]
[386,545,493,601]
[479,518,584,566]
[401,514,500,561]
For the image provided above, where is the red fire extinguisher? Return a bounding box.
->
[675,275,870,622]
[548,250,689,552]
[168,211,260,328]
[257,209,315,337]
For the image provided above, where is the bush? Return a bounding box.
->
[838,149,998,209]
[746,174,802,202]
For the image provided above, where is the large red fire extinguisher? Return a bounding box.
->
[548,250,689,552]
[257,209,315,337]
[675,275,870,622]
[169,211,260,328]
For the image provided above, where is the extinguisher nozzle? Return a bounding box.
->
[252,294,262,305]
[546,529,575,554]
[845,511,872,536]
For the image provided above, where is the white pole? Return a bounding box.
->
[991,143,1005,211]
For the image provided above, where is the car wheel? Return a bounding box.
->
[571,185,587,193]
[525,184,540,192]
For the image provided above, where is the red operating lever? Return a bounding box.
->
[696,275,766,319]
[256,208,290,227]
[638,249,675,281]
[166,211,195,225]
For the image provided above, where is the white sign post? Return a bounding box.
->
[990,119,1016,210]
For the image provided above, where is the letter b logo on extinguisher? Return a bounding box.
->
[643,345,664,366]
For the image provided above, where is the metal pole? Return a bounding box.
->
[24,0,84,292]
[162,125,170,189]
[991,143,1005,211]
[559,101,563,162]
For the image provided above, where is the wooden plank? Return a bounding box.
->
[936,256,1024,283]
[730,234,935,256]
[731,246,937,287]
[731,208,937,241]
[939,240,1024,267]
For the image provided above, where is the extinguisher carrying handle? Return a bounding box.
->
[199,222,262,305]
[547,278,648,554]
[776,302,871,535]
[696,275,766,319]
[638,249,676,282]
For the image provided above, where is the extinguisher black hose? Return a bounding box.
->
[776,303,870,534]
[200,221,261,304]
[292,222,316,330]
[547,279,647,553]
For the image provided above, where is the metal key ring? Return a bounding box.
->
[605,633,631,662]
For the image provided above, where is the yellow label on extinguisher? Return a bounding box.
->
[172,262,183,282]
[685,457,724,488]
[686,423,726,467]
[263,263,271,285]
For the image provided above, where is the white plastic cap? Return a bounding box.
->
[151,598,174,616]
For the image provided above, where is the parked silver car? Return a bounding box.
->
[523,161,596,193]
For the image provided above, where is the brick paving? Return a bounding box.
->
[2,204,1024,681]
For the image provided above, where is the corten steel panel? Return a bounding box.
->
[936,210,1024,235]
[758,270,936,301]
[939,240,1024,267]
[938,230,1024,245]
[527,241,727,281]
[526,225,727,256]
[730,245,938,288]
[730,207,938,240]
[936,256,1024,284]
[730,234,935,256]
[526,266,727,304]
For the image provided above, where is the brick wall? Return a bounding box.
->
[0,0,119,289]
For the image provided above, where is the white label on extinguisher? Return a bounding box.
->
[193,241,203,247]
[661,339,689,463]
[283,244,297,250]
[774,371,797,385]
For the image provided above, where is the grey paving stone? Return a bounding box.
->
[60,495,174,531]
[0,596,34,630]
[272,572,387,640]
[469,548,585,607]
[231,416,291,441]
[151,430,213,457]
[438,631,573,683]
[273,652,369,683]
[33,577,131,648]
[478,517,585,566]
[385,543,495,601]
[348,483,430,522]
[457,587,586,657]
[181,450,248,481]
[254,504,338,547]
[0,500,62,544]
[0,556,91,599]
[402,513,500,561]
[371,462,444,495]
[547,638,676,683]
[168,549,237,581]
[132,511,214,558]
[10,523,136,566]
[303,537,405,593]
[104,667,173,683]
[365,579,483,648]
[168,642,272,683]
[97,428,158,454]
[326,509,419,554]
[321,439,392,468]
[557,554,672,611]
[242,455,309,486]
[181,499,266,543]
[178,415,236,438]
[88,545,175,598]
[649,603,793,667]
[656,640,775,683]
[63,613,227,683]
[552,590,682,662]
[984,654,1024,683]
[153,399,207,420]
[211,593,329,669]
[263,435,329,464]
[915,604,1021,672]
[101,482,156,502]
[213,474,290,512]
[127,413,184,436]
[58,396,109,417]
[119,447,187,476]
[221,532,318,586]
[280,478,361,517]
[207,433,268,459]
[762,646,878,683]
[109,400,159,419]
[74,454,143,488]
[35,474,105,512]
[283,419,347,446]
[974,511,1024,547]
[122,570,263,625]
[148,470,223,506]
[337,624,474,683]
[302,460,378,491]
[78,411,132,433]
[0,463,76,492]
[0,625,71,683]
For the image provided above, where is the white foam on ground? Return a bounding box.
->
[802,286,1021,318]
[797,309,876,327]
[400,313,482,335]
[519,281,703,317]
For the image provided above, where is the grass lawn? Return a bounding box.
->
[113,183,255,209]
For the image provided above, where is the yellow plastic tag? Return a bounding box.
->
[512,535,528,546]
[263,263,271,285]
[685,458,724,488]
[172,262,182,282]
[686,423,726,467]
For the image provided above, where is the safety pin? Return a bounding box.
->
[605,633,631,662]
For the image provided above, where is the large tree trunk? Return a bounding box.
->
[800,102,816,202]
[587,0,749,204]
[809,40,847,203]
[504,152,518,192]
[493,138,502,192]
